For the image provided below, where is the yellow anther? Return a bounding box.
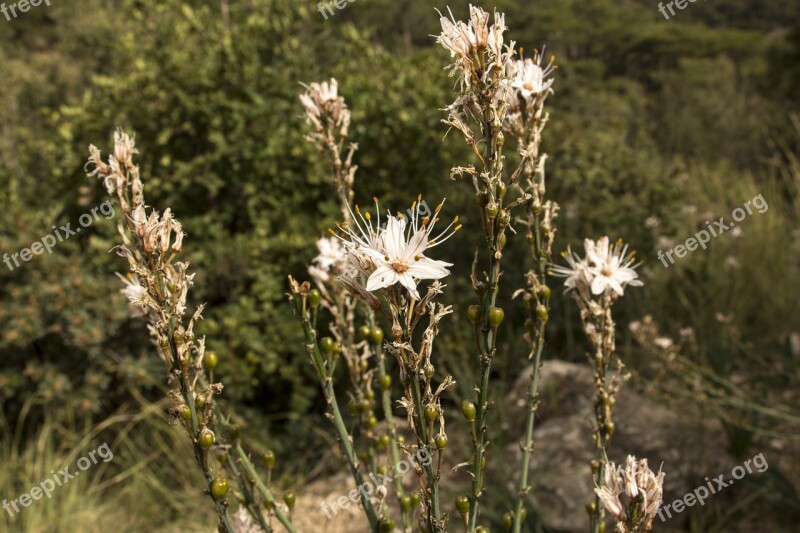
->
[365,212,371,220]
[454,224,463,232]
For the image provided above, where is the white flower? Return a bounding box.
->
[552,237,642,297]
[116,273,148,317]
[436,7,479,58]
[550,246,592,293]
[509,51,556,100]
[308,236,346,283]
[585,237,643,296]
[654,337,674,349]
[333,198,459,300]
[596,456,665,532]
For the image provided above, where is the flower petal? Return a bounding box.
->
[406,257,452,280]
[366,265,399,292]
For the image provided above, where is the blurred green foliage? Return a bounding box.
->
[1,0,799,529]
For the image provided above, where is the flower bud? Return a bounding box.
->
[379,516,396,532]
[308,289,321,308]
[424,405,438,421]
[370,327,385,344]
[455,495,470,515]
[211,478,229,499]
[461,400,477,422]
[400,495,412,511]
[203,351,219,371]
[488,307,504,326]
[283,491,296,510]
[199,429,215,449]
[264,450,276,469]
[320,337,336,354]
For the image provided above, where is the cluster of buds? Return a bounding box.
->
[299,78,357,214]
[595,456,665,532]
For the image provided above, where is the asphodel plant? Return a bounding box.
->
[90,5,666,533]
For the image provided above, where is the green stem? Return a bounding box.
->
[467,258,500,532]
[512,321,546,533]
[376,342,411,530]
[233,442,297,533]
[294,297,380,531]
[410,371,443,532]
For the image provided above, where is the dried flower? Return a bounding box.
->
[595,456,665,532]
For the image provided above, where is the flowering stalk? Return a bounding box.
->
[324,195,459,532]
[287,278,380,531]
[370,321,413,531]
[87,130,238,532]
[551,237,644,532]
[504,49,558,532]
[435,7,532,529]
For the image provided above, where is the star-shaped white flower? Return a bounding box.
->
[363,216,453,300]
[585,237,642,296]
[509,52,556,100]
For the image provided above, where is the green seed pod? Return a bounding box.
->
[264,450,276,469]
[218,453,229,465]
[348,401,360,415]
[195,396,206,409]
[488,307,505,326]
[211,478,229,499]
[283,491,296,509]
[502,512,514,529]
[368,416,378,429]
[379,434,391,448]
[379,516,396,532]
[498,182,507,196]
[497,210,511,226]
[475,527,490,533]
[308,289,321,308]
[360,399,371,413]
[410,492,421,507]
[179,405,192,421]
[518,507,527,522]
[400,495,412,512]
[379,375,392,390]
[485,203,500,218]
[203,351,218,371]
[539,285,551,299]
[475,192,488,206]
[467,305,481,324]
[332,341,343,356]
[499,233,507,249]
[359,325,372,340]
[378,466,388,476]
[424,365,435,379]
[461,400,477,422]
[435,434,448,449]
[397,435,405,445]
[455,495,470,515]
[370,327,384,344]
[586,501,596,514]
[198,429,215,449]
[227,424,240,440]
[598,522,606,533]
[320,337,336,354]
[536,305,549,321]
[424,405,438,422]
